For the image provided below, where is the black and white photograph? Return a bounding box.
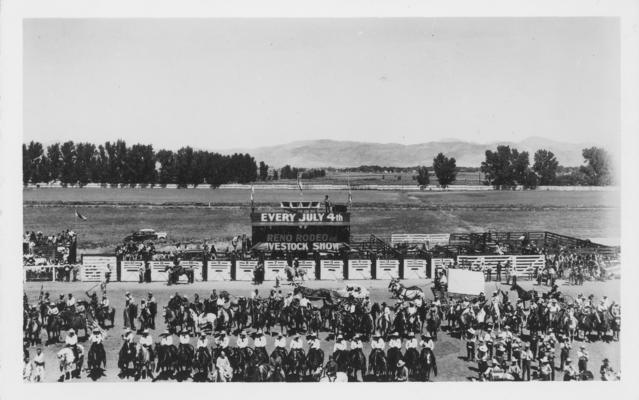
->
[1,0,639,396]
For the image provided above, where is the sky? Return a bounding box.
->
[23,18,620,152]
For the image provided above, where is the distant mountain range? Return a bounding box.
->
[219,137,606,168]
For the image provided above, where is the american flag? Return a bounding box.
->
[297,174,303,193]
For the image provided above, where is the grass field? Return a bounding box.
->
[23,189,620,253]
[24,188,619,208]
[23,278,620,382]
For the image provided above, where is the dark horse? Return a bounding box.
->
[348,349,367,382]
[167,266,194,285]
[293,284,337,304]
[510,282,536,307]
[87,341,107,379]
[192,347,212,382]
[176,343,194,380]
[368,348,388,381]
[417,347,438,381]
[285,349,307,381]
[154,343,178,379]
[117,341,137,378]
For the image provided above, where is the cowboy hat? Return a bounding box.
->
[408,332,415,337]
[92,328,100,333]
[468,328,476,335]
[397,360,405,367]
[142,328,150,334]
[68,328,75,334]
[336,334,344,340]
[540,357,549,363]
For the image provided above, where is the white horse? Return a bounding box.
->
[57,344,83,381]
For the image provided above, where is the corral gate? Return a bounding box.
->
[456,255,545,279]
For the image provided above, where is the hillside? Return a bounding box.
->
[219,137,601,168]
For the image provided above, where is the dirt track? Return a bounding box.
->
[24,278,620,383]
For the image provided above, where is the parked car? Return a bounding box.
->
[124,228,167,242]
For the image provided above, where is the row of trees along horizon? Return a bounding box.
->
[22,140,614,188]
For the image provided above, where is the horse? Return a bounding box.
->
[425,307,441,340]
[118,341,137,378]
[348,349,367,382]
[357,311,374,340]
[176,343,194,379]
[154,343,178,379]
[46,313,63,344]
[24,313,42,346]
[510,283,536,307]
[192,346,212,381]
[306,348,325,376]
[389,278,425,301]
[57,345,83,381]
[368,348,388,381]
[60,307,89,339]
[95,306,116,329]
[404,347,420,379]
[309,308,323,336]
[417,347,438,381]
[292,284,337,304]
[134,344,154,381]
[167,266,194,285]
[87,341,107,379]
[138,307,154,332]
[285,349,307,381]
[376,314,391,338]
[386,347,403,374]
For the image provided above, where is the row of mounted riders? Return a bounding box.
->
[394,278,620,343]
[24,300,117,346]
[160,294,442,342]
[71,338,437,382]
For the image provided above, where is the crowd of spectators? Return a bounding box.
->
[22,230,77,265]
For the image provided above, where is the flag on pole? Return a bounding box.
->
[74,209,88,221]
[250,185,255,202]
[347,172,352,206]
[297,173,303,193]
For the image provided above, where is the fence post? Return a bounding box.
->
[202,256,208,282]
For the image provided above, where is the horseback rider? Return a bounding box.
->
[215,331,230,352]
[290,334,304,359]
[333,334,347,368]
[253,329,268,363]
[420,331,435,351]
[236,330,250,359]
[405,332,418,351]
[307,333,321,357]
[196,333,210,357]
[349,334,364,357]
[273,332,287,359]
[160,330,173,347]
[66,293,77,312]
[85,291,99,311]
[371,331,386,352]
[65,328,80,360]
[139,328,154,360]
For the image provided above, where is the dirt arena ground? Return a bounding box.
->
[24,277,620,383]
